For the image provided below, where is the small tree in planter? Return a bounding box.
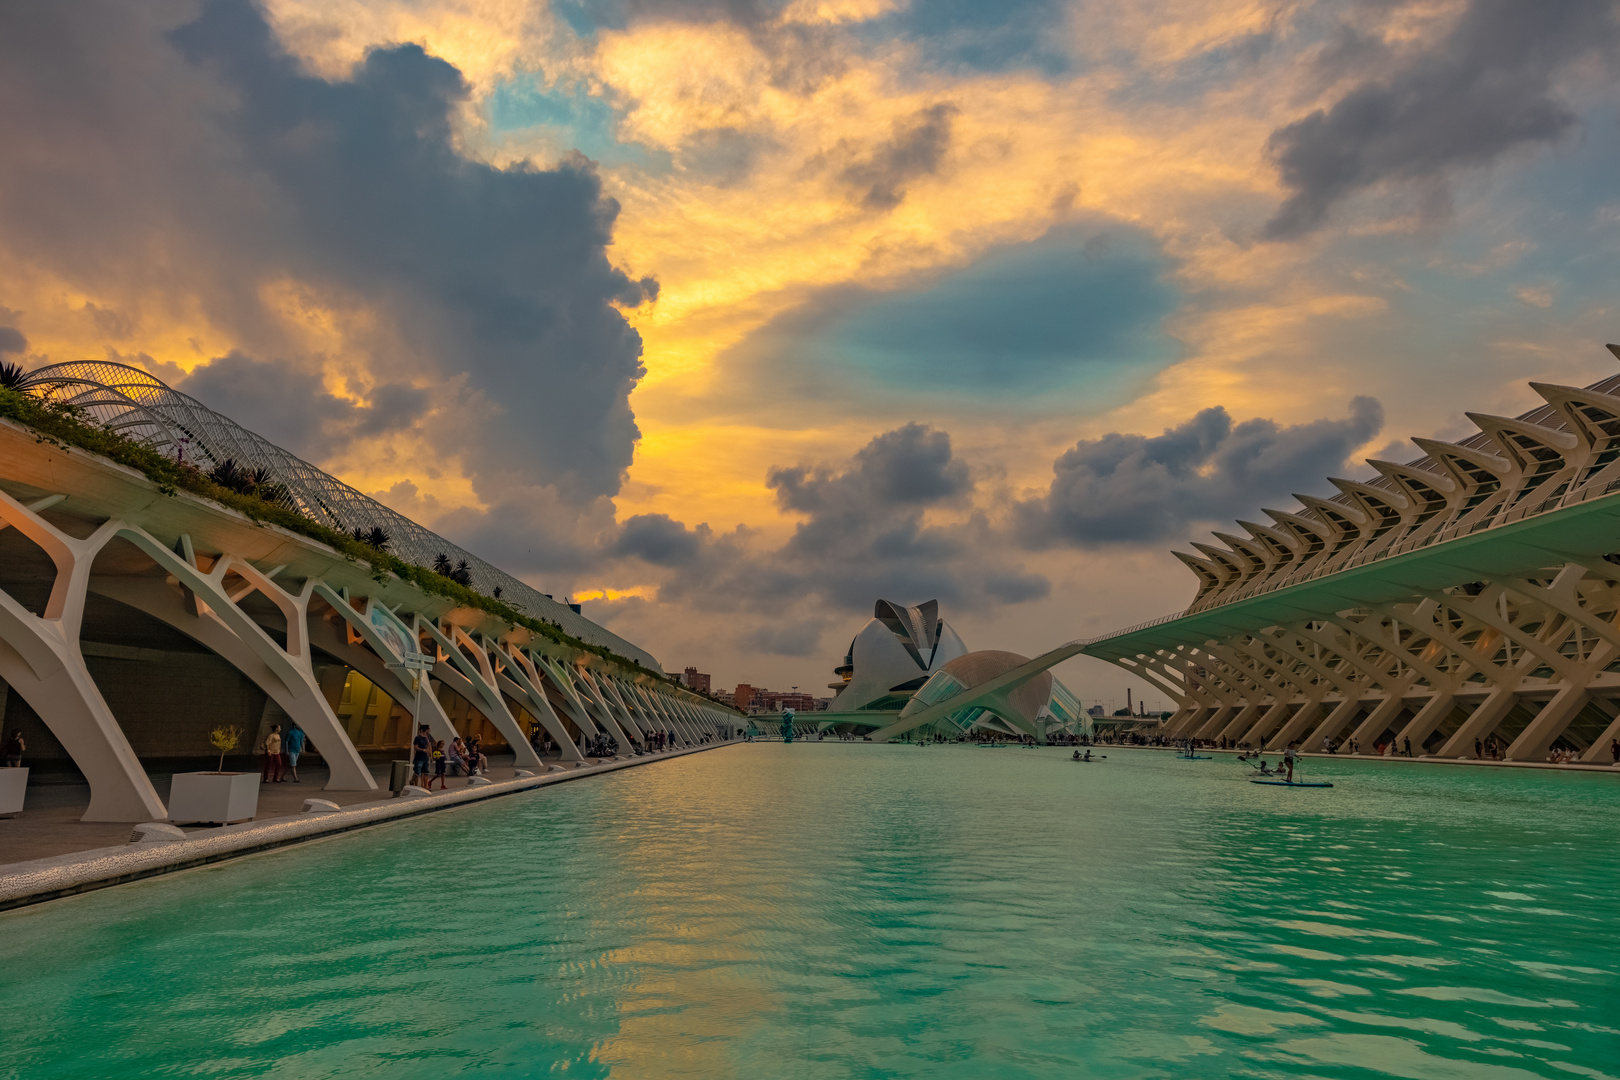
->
[208,726,242,773]
[171,725,258,824]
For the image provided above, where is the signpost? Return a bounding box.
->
[386,651,436,731]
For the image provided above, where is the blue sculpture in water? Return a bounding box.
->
[781,709,795,743]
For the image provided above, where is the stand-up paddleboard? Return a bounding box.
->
[1250,779,1334,788]
[1177,754,1212,760]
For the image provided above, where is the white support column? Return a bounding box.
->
[306,586,460,750]
[1435,686,1520,758]
[115,528,377,792]
[1391,691,1457,756]
[591,673,649,745]
[1507,684,1592,761]
[546,658,635,753]
[0,496,164,822]
[528,652,603,747]
[495,644,585,762]
[573,667,641,751]
[416,621,540,768]
[635,684,690,745]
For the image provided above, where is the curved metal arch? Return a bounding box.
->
[15,361,663,671]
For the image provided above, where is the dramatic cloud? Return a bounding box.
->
[0,0,654,500]
[180,351,429,461]
[1018,397,1385,544]
[0,326,25,357]
[607,423,1048,655]
[1264,0,1620,238]
[614,512,710,566]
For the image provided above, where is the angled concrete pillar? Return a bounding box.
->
[1506,685,1591,761]
[110,530,377,792]
[529,653,603,745]
[1394,691,1456,757]
[1435,686,1519,758]
[1303,695,1368,751]
[417,621,540,768]
[0,501,163,821]
[494,644,585,762]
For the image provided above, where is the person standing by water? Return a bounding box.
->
[261,724,283,783]
[1282,742,1297,783]
[283,723,306,783]
[411,724,432,789]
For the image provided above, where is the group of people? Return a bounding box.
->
[411,724,488,789]
[259,723,307,783]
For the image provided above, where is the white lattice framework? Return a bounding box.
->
[16,360,659,670]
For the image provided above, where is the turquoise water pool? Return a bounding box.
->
[3,744,1617,1079]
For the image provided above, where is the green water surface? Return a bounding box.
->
[2,744,1617,1079]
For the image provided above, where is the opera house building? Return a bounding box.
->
[827,599,1084,741]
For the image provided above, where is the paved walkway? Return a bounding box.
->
[0,743,737,911]
[0,752,589,867]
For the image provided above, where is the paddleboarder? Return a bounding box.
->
[1282,742,1297,783]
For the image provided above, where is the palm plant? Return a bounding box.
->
[208,458,245,491]
[433,553,454,576]
[0,360,29,391]
[451,559,473,587]
[351,525,390,550]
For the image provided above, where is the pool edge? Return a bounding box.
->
[0,742,742,913]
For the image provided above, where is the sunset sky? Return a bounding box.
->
[4,0,1619,705]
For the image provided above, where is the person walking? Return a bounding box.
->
[1611,738,1619,764]
[411,724,432,788]
[1403,736,1413,757]
[430,740,448,790]
[3,729,24,768]
[261,724,283,783]
[283,723,306,783]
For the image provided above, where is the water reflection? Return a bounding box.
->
[1,745,1617,1079]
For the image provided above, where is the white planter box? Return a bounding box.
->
[168,771,259,824]
[0,767,27,817]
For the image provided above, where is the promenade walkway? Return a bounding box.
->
[3,751,646,866]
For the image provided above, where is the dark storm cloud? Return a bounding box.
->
[614,513,709,566]
[838,104,957,210]
[0,0,654,501]
[1017,397,1384,544]
[769,423,971,515]
[0,327,25,356]
[179,351,428,459]
[1264,0,1620,238]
